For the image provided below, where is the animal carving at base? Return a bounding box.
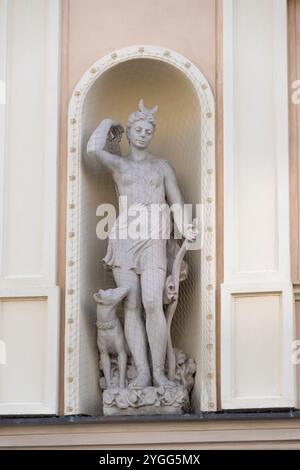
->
[94,287,129,389]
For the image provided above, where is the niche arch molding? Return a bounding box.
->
[64,45,216,415]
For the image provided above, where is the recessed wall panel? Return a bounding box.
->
[0,299,47,403]
[233,294,281,399]
[3,0,47,277]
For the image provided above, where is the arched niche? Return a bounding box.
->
[64,46,216,415]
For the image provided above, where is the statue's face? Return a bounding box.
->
[128,119,154,149]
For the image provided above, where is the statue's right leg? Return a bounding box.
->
[113,267,151,387]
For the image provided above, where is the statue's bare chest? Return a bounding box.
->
[115,160,164,190]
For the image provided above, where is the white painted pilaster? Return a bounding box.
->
[222,0,296,409]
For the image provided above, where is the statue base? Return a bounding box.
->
[102,384,189,416]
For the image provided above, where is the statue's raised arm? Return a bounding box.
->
[87,118,124,172]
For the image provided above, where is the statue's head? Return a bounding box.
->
[126,99,158,149]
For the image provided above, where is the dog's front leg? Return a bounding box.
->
[118,351,127,388]
[100,350,112,388]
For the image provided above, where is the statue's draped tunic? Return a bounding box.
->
[102,159,171,275]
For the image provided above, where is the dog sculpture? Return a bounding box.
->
[93,286,129,389]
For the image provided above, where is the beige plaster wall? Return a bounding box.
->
[66,0,216,94]
[296,301,300,407]
[59,0,219,412]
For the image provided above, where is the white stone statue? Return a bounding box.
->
[88,100,197,414]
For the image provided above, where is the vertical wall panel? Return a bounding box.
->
[235,1,277,273]
[222,0,296,408]
[0,0,7,279]
[0,0,60,414]
[0,0,60,283]
[0,299,47,403]
[233,294,281,399]
[3,0,46,277]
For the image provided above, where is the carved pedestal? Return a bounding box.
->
[103,385,189,416]
[99,349,196,416]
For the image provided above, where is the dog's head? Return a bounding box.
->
[93,286,130,306]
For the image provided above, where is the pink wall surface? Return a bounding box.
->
[66,0,216,93]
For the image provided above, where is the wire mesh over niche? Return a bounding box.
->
[65,46,216,416]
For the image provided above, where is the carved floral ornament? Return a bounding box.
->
[65,45,216,414]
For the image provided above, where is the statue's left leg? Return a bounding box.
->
[141,267,174,387]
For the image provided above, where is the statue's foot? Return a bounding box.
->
[129,369,151,388]
[153,369,175,388]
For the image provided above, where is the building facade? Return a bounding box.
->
[1,0,300,448]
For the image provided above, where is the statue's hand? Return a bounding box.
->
[87,119,124,156]
[98,119,124,139]
[163,276,177,304]
[182,222,198,242]
[106,121,124,144]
